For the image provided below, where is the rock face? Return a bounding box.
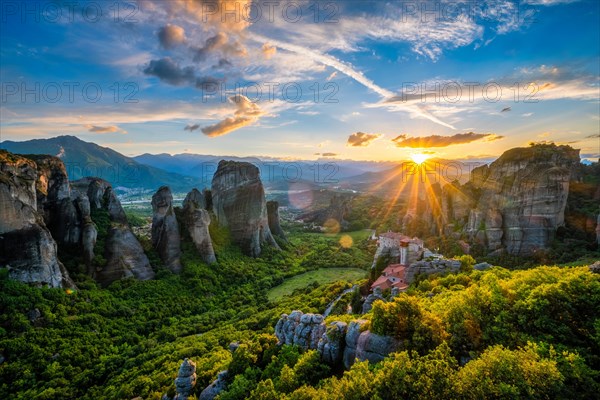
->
[211,161,279,257]
[343,319,369,369]
[423,144,580,256]
[1,150,153,287]
[73,177,154,286]
[0,151,75,288]
[318,321,347,365]
[404,258,461,283]
[199,370,228,400]
[174,358,196,400]
[266,200,286,241]
[274,311,401,370]
[152,186,182,272]
[300,194,352,230]
[362,287,385,313]
[274,310,325,350]
[354,331,400,366]
[182,189,216,264]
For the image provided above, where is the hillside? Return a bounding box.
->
[0,136,204,192]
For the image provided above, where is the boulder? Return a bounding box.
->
[199,370,228,400]
[362,287,385,313]
[152,186,182,272]
[473,262,493,271]
[211,161,279,257]
[355,331,400,365]
[174,358,196,400]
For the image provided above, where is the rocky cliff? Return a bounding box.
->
[72,177,155,286]
[423,144,581,256]
[182,189,216,264]
[274,310,399,370]
[300,193,352,231]
[211,161,279,257]
[152,186,182,272]
[0,151,75,288]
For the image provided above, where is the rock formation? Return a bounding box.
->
[300,193,352,231]
[73,177,154,286]
[362,287,385,313]
[274,310,325,350]
[182,189,216,264]
[1,150,154,287]
[174,358,196,400]
[0,151,75,288]
[274,311,402,370]
[403,258,461,283]
[152,186,182,272]
[266,200,287,241]
[211,161,279,257]
[419,144,580,256]
[318,321,347,365]
[199,370,228,400]
[342,319,369,369]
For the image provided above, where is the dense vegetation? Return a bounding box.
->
[0,225,372,399]
[215,265,600,400]
[2,182,599,398]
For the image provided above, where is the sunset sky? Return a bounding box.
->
[1,0,599,161]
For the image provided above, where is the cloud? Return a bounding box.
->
[85,125,126,134]
[314,152,338,157]
[522,112,534,117]
[585,134,600,139]
[254,34,456,129]
[392,132,504,148]
[143,57,195,86]
[193,32,246,62]
[347,132,382,147]
[144,57,221,89]
[158,24,186,49]
[201,95,264,137]
[326,71,338,81]
[262,43,277,59]
[184,124,200,132]
[523,0,579,4]
[501,107,511,112]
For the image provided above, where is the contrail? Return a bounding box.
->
[252,34,456,130]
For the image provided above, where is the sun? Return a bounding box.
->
[410,153,430,165]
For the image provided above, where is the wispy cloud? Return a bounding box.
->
[392,132,503,148]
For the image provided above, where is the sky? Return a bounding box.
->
[1,0,599,162]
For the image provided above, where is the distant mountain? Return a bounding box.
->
[0,136,205,192]
[133,153,391,191]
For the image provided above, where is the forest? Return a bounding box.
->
[2,216,599,399]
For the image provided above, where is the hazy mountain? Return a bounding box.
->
[0,136,205,192]
[133,153,392,191]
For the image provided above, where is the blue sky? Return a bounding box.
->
[1,0,598,161]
